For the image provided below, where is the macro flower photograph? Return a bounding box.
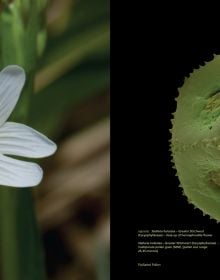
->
[0,1,109,279]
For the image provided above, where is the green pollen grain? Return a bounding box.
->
[171,55,220,221]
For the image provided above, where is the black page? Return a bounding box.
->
[112,4,220,277]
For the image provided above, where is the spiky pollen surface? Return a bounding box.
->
[171,55,220,221]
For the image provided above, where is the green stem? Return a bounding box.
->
[0,1,47,279]
[0,189,46,280]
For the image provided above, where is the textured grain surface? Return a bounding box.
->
[171,55,220,221]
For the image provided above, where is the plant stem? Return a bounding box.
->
[0,1,47,279]
[0,189,46,280]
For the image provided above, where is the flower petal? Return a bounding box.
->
[0,154,43,187]
[0,122,57,158]
[0,65,25,126]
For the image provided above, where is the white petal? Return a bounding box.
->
[0,154,43,187]
[0,65,25,126]
[0,122,57,158]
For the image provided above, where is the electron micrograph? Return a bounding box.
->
[171,55,220,221]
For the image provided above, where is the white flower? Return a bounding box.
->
[0,65,57,188]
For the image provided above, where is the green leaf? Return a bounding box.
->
[30,58,109,137]
[35,23,109,92]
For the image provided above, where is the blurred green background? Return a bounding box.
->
[31,0,109,279]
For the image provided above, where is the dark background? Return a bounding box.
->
[112,4,220,277]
